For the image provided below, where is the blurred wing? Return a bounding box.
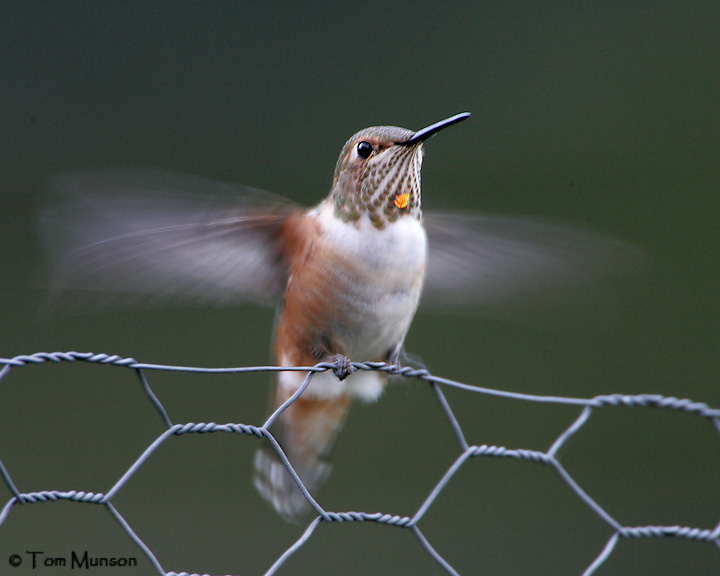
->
[423,211,646,309]
[39,170,300,309]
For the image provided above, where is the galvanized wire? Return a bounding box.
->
[1,350,719,575]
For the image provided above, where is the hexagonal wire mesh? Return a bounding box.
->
[1,351,719,575]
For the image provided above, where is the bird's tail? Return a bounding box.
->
[254,386,351,521]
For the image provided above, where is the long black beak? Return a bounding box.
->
[398,112,471,146]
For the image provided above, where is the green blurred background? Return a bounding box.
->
[1,2,719,574]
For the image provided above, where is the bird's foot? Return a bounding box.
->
[332,354,356,381]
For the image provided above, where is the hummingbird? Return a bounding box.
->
[40,113,642,519]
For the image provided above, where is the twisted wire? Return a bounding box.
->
[1,351,718,575]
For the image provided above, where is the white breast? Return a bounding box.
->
[320,202,427,346]
[287,202,427,401]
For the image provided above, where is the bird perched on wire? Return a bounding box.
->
[39,113,644,519]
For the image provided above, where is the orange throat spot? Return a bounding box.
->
[394,193,410,209]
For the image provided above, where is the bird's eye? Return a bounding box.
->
[356,141,373,159]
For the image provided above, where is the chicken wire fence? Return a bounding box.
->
[0,350,719,575]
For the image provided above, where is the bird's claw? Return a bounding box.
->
[332,354,356,381]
